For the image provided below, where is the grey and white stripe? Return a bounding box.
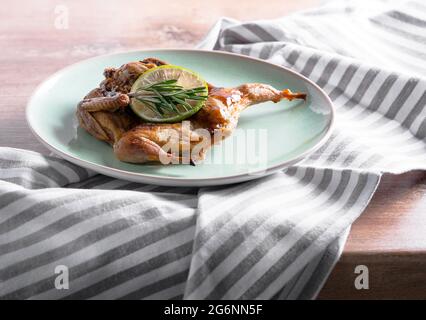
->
[1,0,425,299]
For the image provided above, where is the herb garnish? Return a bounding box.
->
[128,79,207,116]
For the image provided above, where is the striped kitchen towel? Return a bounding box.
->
[1,0,425,299]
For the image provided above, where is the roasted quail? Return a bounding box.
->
[76,58,306,164]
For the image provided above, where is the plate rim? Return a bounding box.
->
[26,48,335,187]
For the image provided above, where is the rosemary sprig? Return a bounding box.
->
[128,79,207,116]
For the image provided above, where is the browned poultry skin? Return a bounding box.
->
[76,59,165,144]
[76,58,306,164]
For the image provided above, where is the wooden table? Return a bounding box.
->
[1,0,425,299]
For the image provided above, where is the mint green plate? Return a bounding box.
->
[26,49,334,186]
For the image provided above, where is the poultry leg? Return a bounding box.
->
[76,90,136,144]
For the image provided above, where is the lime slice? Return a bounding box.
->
[129,65,208,123]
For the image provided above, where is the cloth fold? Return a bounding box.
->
[1,0,425,299]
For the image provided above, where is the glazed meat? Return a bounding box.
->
[76,58,306,165]
[76,58,166,145]
[100,58,167,93]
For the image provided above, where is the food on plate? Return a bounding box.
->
[76,58,306,165]
[129,65,208,123]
